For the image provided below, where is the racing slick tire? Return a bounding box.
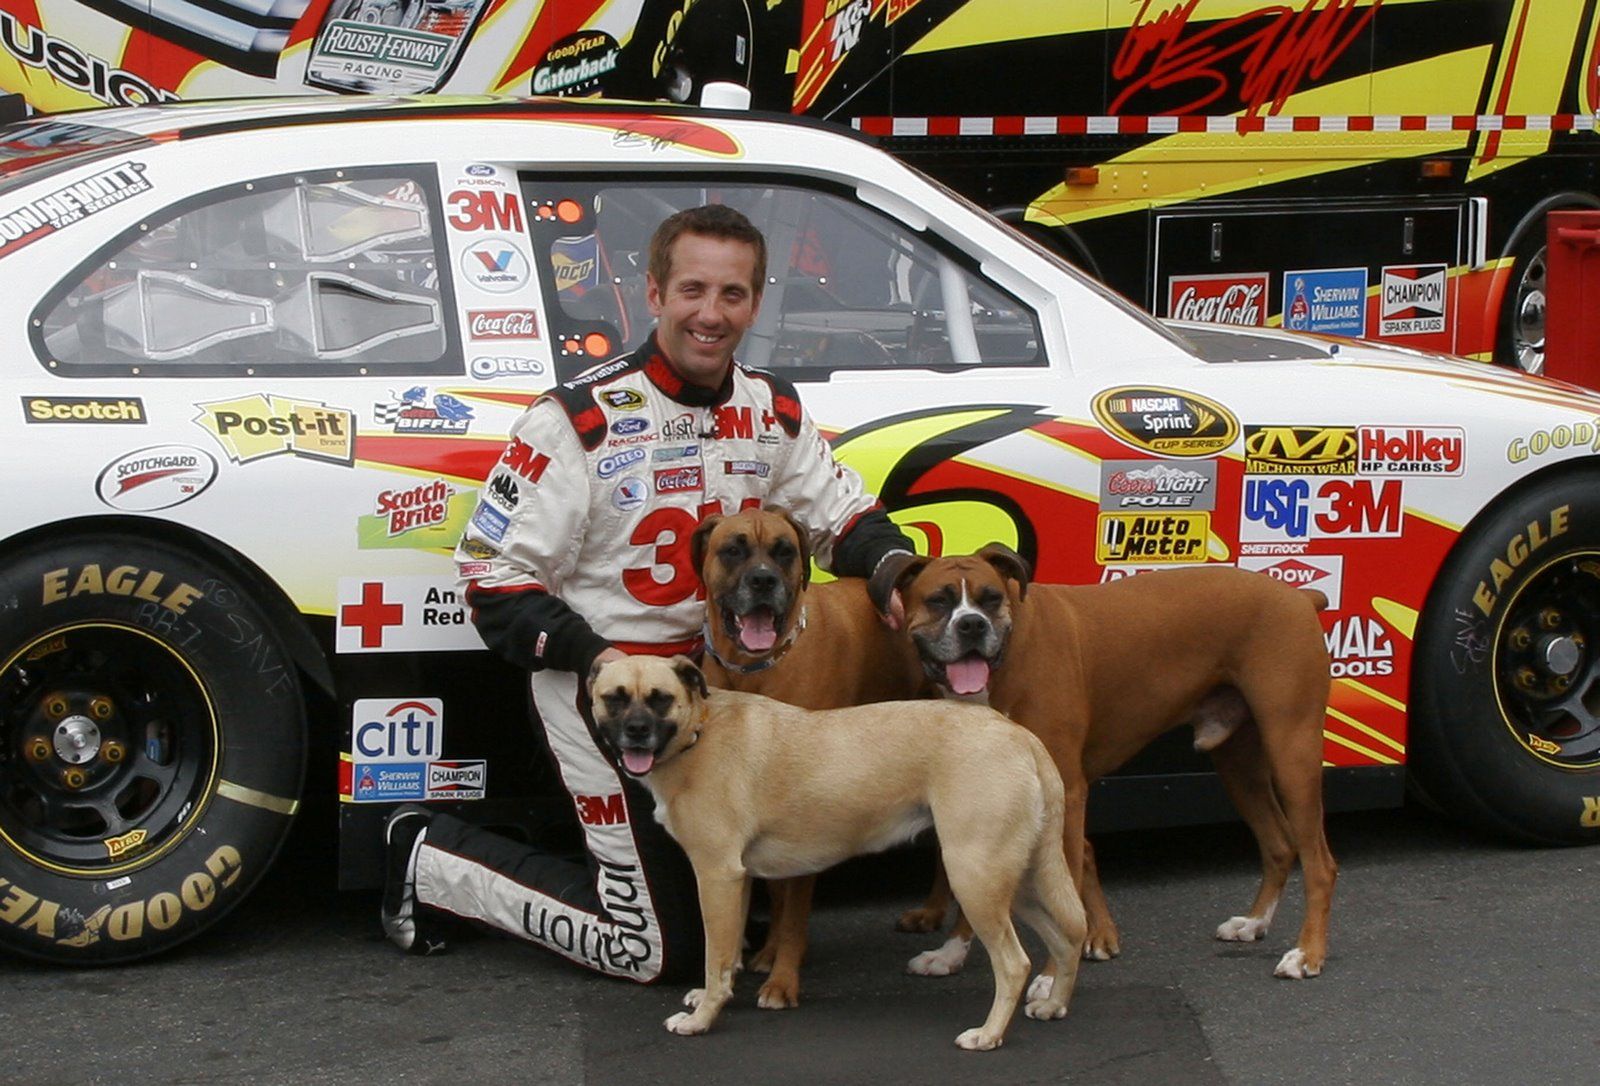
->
[1410,469,1600,844]
[0,535,305,963]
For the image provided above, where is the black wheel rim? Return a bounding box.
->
[0,624,219,875]
[1510,246,1547,376]
[1493,552,1600,769]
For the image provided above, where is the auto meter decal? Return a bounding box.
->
[1092,387,1239,458]
[96,445,218,511]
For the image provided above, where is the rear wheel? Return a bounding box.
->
[1498,229,1547,374]
[0,536,305,962]
[1410,473,1600,843]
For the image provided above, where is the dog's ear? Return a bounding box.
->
[978,543,1031,600]
[869,551,927,617]
[689,514,724,587]
[670,655,709,703]
[774,508,813,588]
[586,656,608,700]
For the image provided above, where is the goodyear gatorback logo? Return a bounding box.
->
[1091,386,1238,458]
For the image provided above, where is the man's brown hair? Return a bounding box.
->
[648,204,767,296]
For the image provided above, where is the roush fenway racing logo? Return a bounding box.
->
[1167,273,1269,327]
[467,309,540,340]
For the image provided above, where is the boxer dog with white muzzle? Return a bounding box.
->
[872,547,1336,981]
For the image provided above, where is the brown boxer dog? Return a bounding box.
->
[588,655,1086,1050]
[689,509,928,1010]
[872,548,1336,981]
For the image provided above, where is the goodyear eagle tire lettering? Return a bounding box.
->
[0,535,305,963]
[1411,470,1600,845]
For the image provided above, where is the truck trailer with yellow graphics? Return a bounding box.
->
[0,0,1591,367]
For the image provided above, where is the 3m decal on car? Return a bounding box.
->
[1092,387,1238,458]
[1241,478,1404,542]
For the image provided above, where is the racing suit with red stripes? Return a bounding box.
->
[414,333,912,983]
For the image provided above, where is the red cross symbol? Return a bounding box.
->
[341,582,404,649]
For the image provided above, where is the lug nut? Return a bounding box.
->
[101,741,126,764]
[1555,674,1572,690]
[26,738,51,762]
[89,697,113,721]
[1541,608,1563,629]
[1516,667,1540,690]
[61,767,86,790]
[43,695,68,720]
[1511,627,1532,651]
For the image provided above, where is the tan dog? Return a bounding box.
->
[688,509,928,1009]
[588,655,1087,1050]
[872,549,1336,980]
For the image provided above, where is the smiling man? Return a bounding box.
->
[379,204,914,983]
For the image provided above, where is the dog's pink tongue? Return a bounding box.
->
[738,611,778,652]
[946,657,991,695]
[622,750,655,775]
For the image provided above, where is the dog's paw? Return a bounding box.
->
[1025,996,1069,1021]
[954,1027,1004,1051]
[745,945,776,974]
[665,1011,709,1036]
[682,988,706,1009]
[1216,915,1271,942]
[756,976,800,1010]
[1273,947,1322,979]
[895,905,945,934]
[1026,973,1054,1002]
[907,935,970,977]
[1084,921,1120,960]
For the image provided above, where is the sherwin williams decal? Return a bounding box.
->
[1282,268,1367,336]
[1092,386,1238,458]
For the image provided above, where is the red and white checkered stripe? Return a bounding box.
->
[854,114,1600,137]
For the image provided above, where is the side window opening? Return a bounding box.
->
[518,175,1043,381]
[34,166,458,378]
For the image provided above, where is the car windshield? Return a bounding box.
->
[0,120,155,200]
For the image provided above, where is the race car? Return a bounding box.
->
[2,94,1599,966]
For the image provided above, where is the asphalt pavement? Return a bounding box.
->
[4,803,1598,1085]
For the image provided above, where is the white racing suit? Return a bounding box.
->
[414,333,911,983]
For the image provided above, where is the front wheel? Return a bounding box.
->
[1411,472,1600,843]
[1497,227,1547,374]
[0,535,306,963]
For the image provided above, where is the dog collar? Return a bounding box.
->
[702,605,807,675]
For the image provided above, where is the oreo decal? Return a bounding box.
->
[1092,387,1239,458]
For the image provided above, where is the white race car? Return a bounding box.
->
[3,95,1598,964]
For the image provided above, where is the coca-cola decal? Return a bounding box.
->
[468,309,541,341]
[1167,273,1268,327]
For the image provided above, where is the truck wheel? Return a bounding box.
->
[1410,473,1600,844]
[1496,229,1547,374]
[0,535,305,963]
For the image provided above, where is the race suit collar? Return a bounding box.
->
[641,333,736,407]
